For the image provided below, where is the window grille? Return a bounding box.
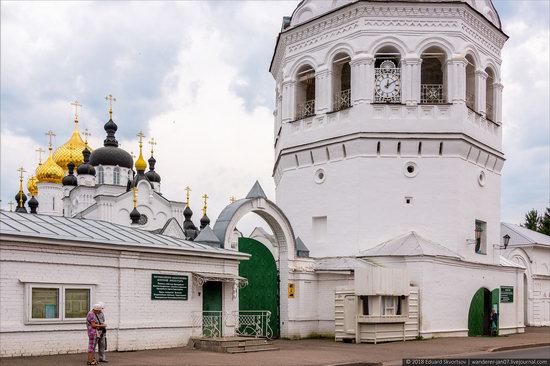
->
[333,89,351,111]
[421,84,445,104]
[296,100,315,119]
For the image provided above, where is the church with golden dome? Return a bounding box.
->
[13,97,203,240]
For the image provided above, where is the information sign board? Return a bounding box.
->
[500,286,513,303]
[151,274,188,300]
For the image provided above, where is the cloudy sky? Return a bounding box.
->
[1,0,548,231]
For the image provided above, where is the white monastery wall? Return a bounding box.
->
[0,241,238,357]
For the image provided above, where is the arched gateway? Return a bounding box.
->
[213,181,296,337]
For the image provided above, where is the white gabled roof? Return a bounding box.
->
[501,223,550,247]
[0,212,246,259]
[315,256,379,271]
[358,231,463,259]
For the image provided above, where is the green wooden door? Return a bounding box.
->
[468,287,491,336]
[491,288,499,336]
[202,281,222,337]
[238,237,279,337]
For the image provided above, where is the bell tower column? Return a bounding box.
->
[492,82,503,124]
[282,79,295,123]
[402,57,422,105]
[475,69,488,115]
[350,54,375,105]
[447,57,468,104]
[315,67,331,114]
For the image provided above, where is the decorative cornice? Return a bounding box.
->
[272,2,506,77]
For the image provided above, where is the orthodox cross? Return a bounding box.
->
[45,130,56,150]
[132,186,138,208]
[148,138,157,156]
[229,196,236,203]
[71,100,82,122]
[184,186,192,207]
[8,201,14,212]
[137,131,145,148]
[105,94,116,119]
[35,147,45,164]
[17,167,26,208]
[82,129,91,146]
[202,194,209,216]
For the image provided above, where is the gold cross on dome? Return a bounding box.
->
[35,147,45,164]
[105,94,116,118]
[82,129,91,145]
[184,186,192,206]
[202,194,209,216]
[132,186,138,208]
[70,100,82,121]
[229,196,236,203]
[45,131,56,150]
[148,138,157,156]
[17,166,26,179]
[17,167,26,208]
[136,131,145,146]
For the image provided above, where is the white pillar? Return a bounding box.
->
[493,82,503,124]
[447,57,468,104]
[315,67,331,114]
[282,79,295,123]
[402,57,422,105]
[475,69,488,115]
[350,54,375,105]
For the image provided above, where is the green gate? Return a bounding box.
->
[202,281,223,337]
[238,237,280,337]
[468,287,491,336]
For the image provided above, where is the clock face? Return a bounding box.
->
[375,73,401,99]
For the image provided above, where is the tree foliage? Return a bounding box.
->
[521,207,550,236]
[539,207,550,236]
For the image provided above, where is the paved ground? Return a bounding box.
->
[1,327,548,366]
[457,346,550,359]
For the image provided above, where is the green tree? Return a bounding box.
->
[539,207,550,236]
[522,209,540,231]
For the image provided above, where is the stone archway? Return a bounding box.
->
[213,181,296,337]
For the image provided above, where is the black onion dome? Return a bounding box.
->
[200,214,210,229]
[77,147,96,176]
[15,191,27,205]
[145,156,161,183]
[183,206,193,220]
[130,207,141,224]
[28,196,39,214]
[89,118,133,169]
[62,162,78,186]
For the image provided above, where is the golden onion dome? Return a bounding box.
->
[135,132,147,172]
[36,149,65,184]
[27,175,39,196]
[53,121,90,171]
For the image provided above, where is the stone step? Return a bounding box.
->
[226,346,280,354]
[220,339,270,348]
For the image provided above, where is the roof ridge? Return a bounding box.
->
[502,222,536,244]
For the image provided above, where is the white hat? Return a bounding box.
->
[93,303,103,310]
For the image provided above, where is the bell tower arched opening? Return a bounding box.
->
[465,54,476,111]
[485,67,495,121]
[295,64,316,119]
[332,52,351,111]
[374,45,402,103]
[420,46,447,104]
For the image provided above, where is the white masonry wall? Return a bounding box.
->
[0,240,239,358]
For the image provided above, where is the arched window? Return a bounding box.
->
[374,46,401,103]
[295,64,315,119]
[113,167,120,185]
[332,52,351,111]
[465,54,476,111]
[420,46,447,104]
[485,67,495,121]
[97,166,104,185]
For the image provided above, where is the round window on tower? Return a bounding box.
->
[478,170,486,187]
[314,168,326,184]
[403,162,418,178]
[139,214,148,225]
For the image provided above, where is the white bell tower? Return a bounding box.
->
[271,0,507,263]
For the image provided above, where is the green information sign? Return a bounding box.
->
[500,286,514,303]
[151,274,188,300]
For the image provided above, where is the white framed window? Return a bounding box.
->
[381,296,399,315]
[26,284,93,324]
[113,167,120,185]
[97,166,104,184]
